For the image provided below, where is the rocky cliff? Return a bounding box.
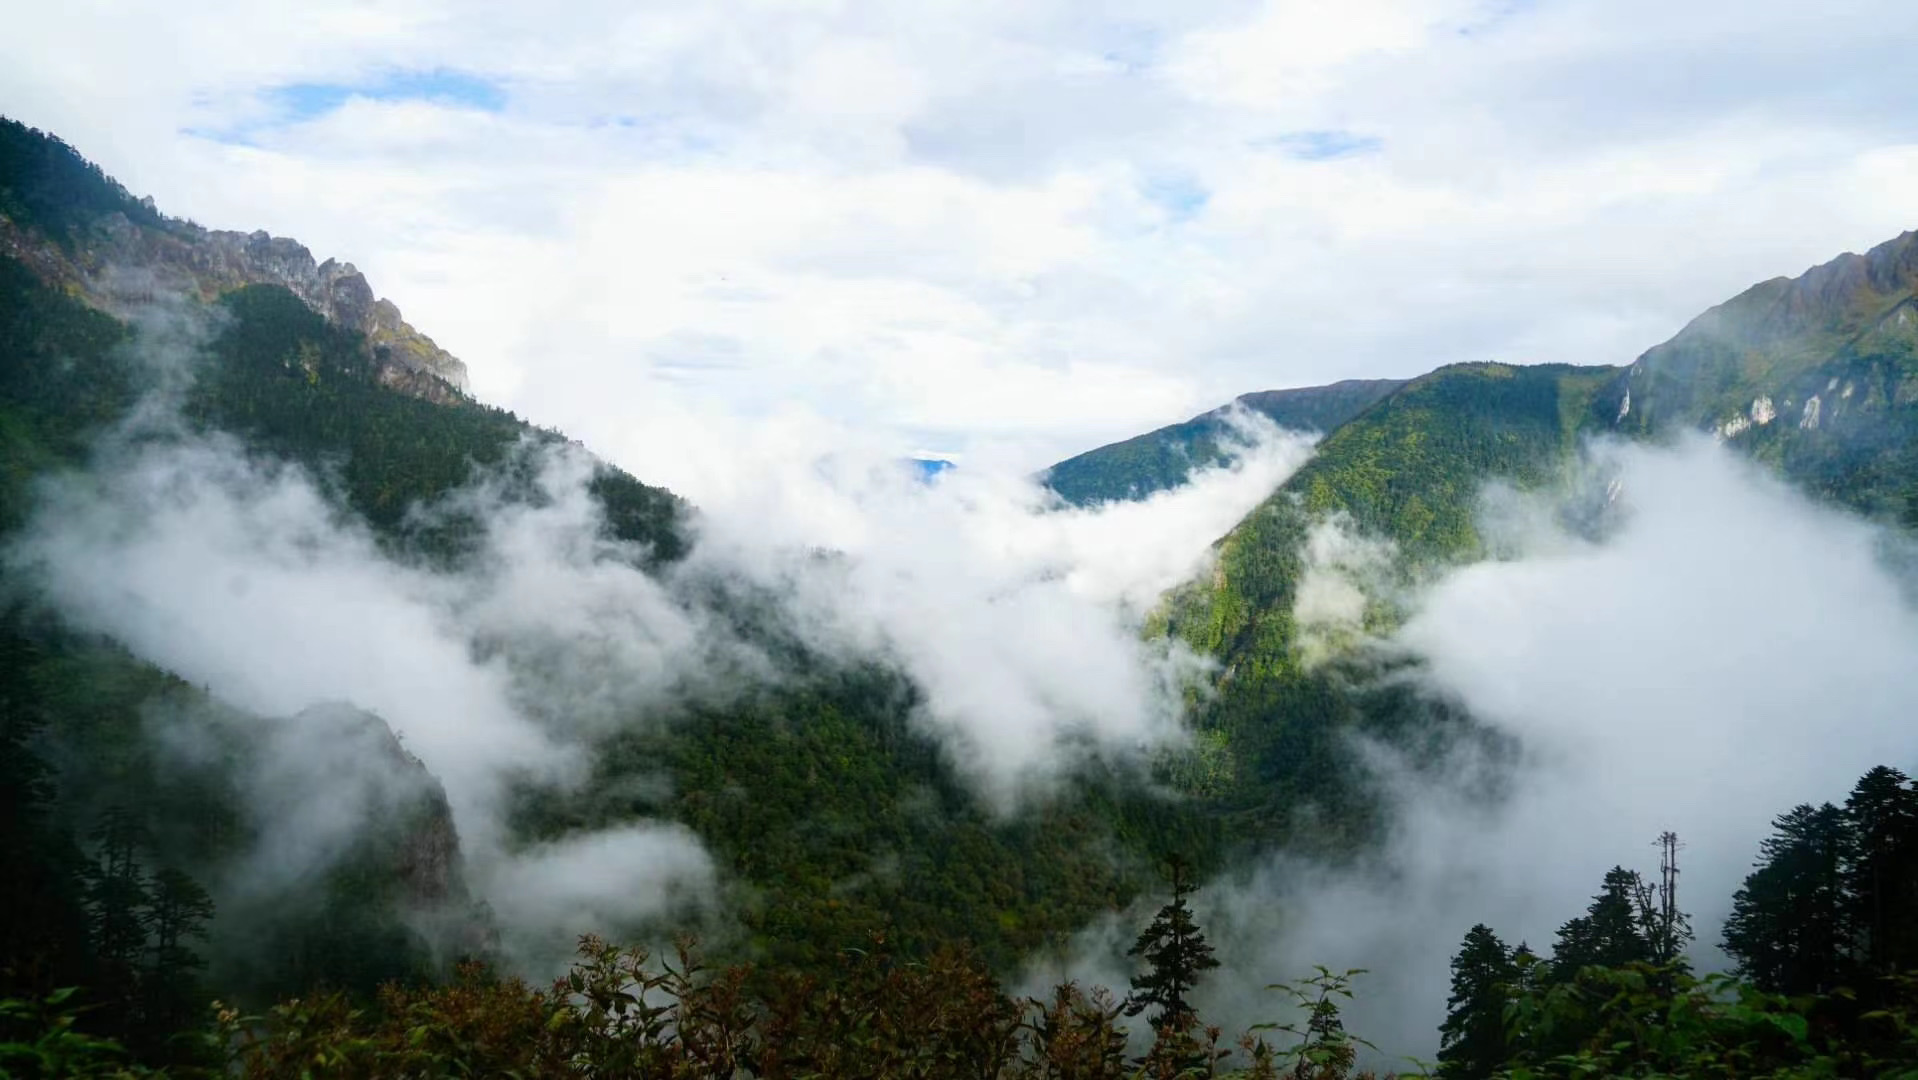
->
[0,118,469,404]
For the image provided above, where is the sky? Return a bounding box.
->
[5,1,1918,479]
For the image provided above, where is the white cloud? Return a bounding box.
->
[1139,438,1918,1060]
[7,0,1915,482]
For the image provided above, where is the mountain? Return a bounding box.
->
[1601,230,1918,524]
[1146,363,1611,841]
[0,118,467,402]
[1043,379,1406,505]
[0,120,1223,1006]
[1080,236,1918,840]
[10,113,1918,1073]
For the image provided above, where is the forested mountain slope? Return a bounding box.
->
[0,119,1228,1021]
[1044,378,1405,505]
[1104,236,1918,838]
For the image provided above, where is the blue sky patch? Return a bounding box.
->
[1263,130,1384,162]
[1139,171,1209,221]
[191,69,506,145]
[269,69,507,122]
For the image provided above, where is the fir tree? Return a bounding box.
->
[1437,924,1515,1079]
[1124,857,1219,1029]
[1723,803,1850,994]
[1843,765,1918,977]
[82,805,154,1036]
[131,866,216,1061]
[1550,867,1651,977]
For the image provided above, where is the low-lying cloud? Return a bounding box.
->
[1153,436,1918,1059]
[6,306,1323,966]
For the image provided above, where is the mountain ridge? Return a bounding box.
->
[0,117,469,404]
[1044,378,1407,506]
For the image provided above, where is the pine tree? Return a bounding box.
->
[1843,766,1918,977]
[1436,924,1515,1079]
[1124,857,1219,1029]
[82,804,154,1037]
[1550,867,1651,977]
[138,867,216,1057]
[1723,803,1850,994]
[0,628,93,997]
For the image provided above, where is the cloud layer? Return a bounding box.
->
[1143,437,1918,1059]
[7,0,1917,477]
[4,310,1319,963]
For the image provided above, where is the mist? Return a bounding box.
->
[4,305,1322,968]
[1158,435,1918,1060]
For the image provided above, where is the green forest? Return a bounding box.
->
[9,765,1918,1078]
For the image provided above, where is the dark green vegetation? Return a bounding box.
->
[12,778,1918,1078]
[0,117,169,248]
[1044,380,1405,507]
[1721,766,1918,997]
[1146,364,1607,843]
[1433,769,1918,1080]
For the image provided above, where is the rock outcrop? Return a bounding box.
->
[1,208,470,404]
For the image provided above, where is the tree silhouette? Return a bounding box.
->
[1437,924,1514,1079]
[1843,765,1918,978]
[1124,857,1219,1029]
[1723,803,1850,994]
[1550,866,1651,977]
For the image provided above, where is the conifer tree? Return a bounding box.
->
[0,629,92,997]
[1723,803,1850,994]
[1124,857,1219,1029]
[1550,867,1651,976]
[1843,765,1918,977]
[140,867,216,1047]
[1437,924,1515,1079]
[82,805,154,1036]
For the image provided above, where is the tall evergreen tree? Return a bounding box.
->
[1124,857,1219,1029]
[137,867,216,1059]
[1550,867,1651,977]
[1723,802,1851,994]
[0,626,93,997]
[1437,924,1515,1079]
[1842,766,1918,978]
[82,804,153,1035]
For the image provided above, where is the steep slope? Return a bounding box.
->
[1142,231,1918,839]
[1600,230,1918,523]
[1147,363,1610,838]
[0,124,1224,992]
[1044,378,1406,505]
[1167,362,1615,657]
[0,117,468,401]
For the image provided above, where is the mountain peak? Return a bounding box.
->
[0,117,468,403]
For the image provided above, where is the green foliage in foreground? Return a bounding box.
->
[0,941,1406,1080]
[9,942,1918,1079]
[1436,769,1918,1080]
